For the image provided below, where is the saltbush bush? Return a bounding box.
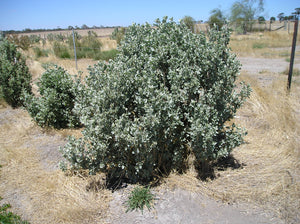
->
[23,65,80,128]
[0,38,32,107]
[60,17,251,183]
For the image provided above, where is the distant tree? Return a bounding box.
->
[277,13,284,22]
[270,16,276,22]
[24,28,32,32]
[291,8,300,20]
[208,8,226,29]
[181,16,195,33]
[269,16,276,30]
[68,26,74,30]
[230,0,264,33]
[258,16,265,23]
[258,16,266,30]
[81,24,89,29]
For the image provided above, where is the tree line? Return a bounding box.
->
[182,0,299,34]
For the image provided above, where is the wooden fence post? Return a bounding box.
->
[287,19,299,90]
[72,29,78,70]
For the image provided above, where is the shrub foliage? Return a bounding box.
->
[61,17,251,183]
[0,38,32,107]
[23,65,80,128]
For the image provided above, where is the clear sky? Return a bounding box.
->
[0,0,299,31]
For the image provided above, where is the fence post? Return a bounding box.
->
[72,29,78,70]
[287,19,299,90]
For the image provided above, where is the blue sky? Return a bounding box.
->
[0,0,299,30]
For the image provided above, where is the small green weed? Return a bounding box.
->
[125,186,155,213]
[252,42,267,49]
[0,199,29,224]
[259,69,269,74]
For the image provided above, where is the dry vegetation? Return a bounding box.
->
[20,28,116,38]
[230,30,299,58]
[1,28,300,223]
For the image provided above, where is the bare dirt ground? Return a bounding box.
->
[0,56,299,223]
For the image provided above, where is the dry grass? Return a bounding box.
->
[0,102,112,224]
[100,37,117,51]
[19,28,115,38]
[211,72,300,221]
[230,31,298,58]
[23,36,117,79]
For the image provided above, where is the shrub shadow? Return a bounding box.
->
[195,154,245,181]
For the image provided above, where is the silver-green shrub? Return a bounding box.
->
[23,65,80,128]
[61,17,251,182]
[0,38,32,108]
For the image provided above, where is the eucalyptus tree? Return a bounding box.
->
[230,0,264,33]
[208,8,227,29]
[181,15,196,33]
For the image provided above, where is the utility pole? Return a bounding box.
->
[72,29,78,70]
[287,10,299,91]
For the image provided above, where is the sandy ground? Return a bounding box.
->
[1,56,299,223]
[105,186,283,224]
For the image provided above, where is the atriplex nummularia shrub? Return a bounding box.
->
[23,65,80,129]
[0,38,32,108]
[60,17,251,183]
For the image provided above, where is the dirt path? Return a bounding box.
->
[1,56,299,223]
[239,56,300,75]
[105,187,282,224]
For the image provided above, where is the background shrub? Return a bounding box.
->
[23,65,80,128]
[33,47,48,58]
[61,17,250,183]
[111,27,126,45]
[0,38,32,107]
[94,49,118,61]
[17,36,31,50]
[6,34,31,50]
[53,41,71,58]
[29,34,41,44]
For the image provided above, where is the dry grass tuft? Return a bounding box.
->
[100,37,117,51]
